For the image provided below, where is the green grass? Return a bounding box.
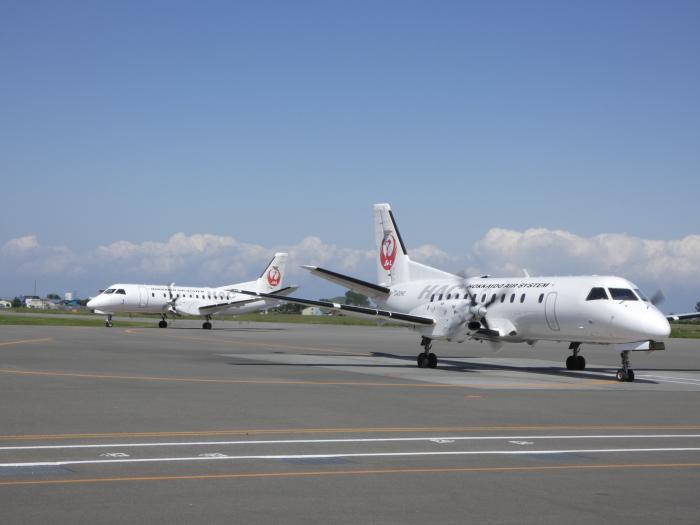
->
[670,322,700,339]
[0,315,152,328]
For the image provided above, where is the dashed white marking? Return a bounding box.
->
[2,434,699,451]
[638,375,700,386]
[2,447,700,468]
[509,441,534,446]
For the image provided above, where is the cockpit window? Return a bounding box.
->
[609,288,638,301]
[586,287,608,301]
[634,289,649,302]
[104,289,115,294]
[116,289,126,295]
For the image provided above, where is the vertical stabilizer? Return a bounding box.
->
[374,204,411,286]
[257,253,288,292]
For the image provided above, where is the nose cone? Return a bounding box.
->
[87,297,103,310]
[647,310,671,339]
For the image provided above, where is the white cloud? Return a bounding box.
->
[1,229,699,310]
[2,235,39,255]
[472,228,700,284]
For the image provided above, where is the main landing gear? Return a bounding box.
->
[158,315,168,328]
[105,314,113,328]
[417,337,437,368]
[202,316,212,330]
[616,350,635,382]
[565,342,586,371]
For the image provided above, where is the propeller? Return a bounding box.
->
[650,289,665,307]
[165,282,179,315]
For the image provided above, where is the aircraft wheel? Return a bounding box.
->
[616,369,626,382]
[203,321,212,330]
[565,356,574,370]
[627,369,635,382]
[576,356,586,370]
[158,320,167,328]
[417,354,427,368]
[428,353,438,368]
[105,321,113,328]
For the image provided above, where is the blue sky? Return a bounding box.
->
[1,1,699,310]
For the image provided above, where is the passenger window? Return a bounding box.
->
[586,288,608,301]
[500,294,505,303]
[608,288,638,301]
[520,294,525,303]
[481,294,486,303]
[438,294,443,301]
[455,293,460,299]
[446,294,451,300]
[430,294,434,302]
[491,294,497,304]
[152,293,155,297]
[510,294,515,303]
[538,293,544,303]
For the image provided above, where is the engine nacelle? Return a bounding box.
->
[468,321,482,331]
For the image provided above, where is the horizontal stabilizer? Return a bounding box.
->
[232,289,435,327]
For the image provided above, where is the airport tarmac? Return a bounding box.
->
[1,321,699,524]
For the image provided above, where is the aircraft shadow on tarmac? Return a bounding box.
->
[166,327,286,332]
[228,351,660,384]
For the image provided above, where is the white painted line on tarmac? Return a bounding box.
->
[2,447,700,469]
[1,434,700,451]
[637,375,700,386]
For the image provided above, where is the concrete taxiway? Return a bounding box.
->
[1,321,699,524]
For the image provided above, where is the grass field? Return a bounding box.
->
[2,309,699,337]
[671,322,700,339]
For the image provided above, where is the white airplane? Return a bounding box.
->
[87,253,296,329]
[236,204,700,382]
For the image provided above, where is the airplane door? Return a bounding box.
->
[545,292,560,331]
[138,287,149,307]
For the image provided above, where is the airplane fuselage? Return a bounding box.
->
[88,283,273,317]
[377,274,670,345]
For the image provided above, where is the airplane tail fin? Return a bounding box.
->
[374,203,411,285]
[374,203,458,286]
[256,252,288,293]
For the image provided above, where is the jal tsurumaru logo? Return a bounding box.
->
[267,267,281,287]
[380,233,398,271]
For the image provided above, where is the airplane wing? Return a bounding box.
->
[232,289,435,327]
[198,286,299,315]
[666,312,700,322]
[301,266,390,299]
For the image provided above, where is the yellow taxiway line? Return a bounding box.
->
[3,424,700,441]
[0,462,699,487]
[0,338,52,347]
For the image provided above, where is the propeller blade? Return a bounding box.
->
[650,289,665,307]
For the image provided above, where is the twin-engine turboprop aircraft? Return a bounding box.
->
[87,253,295,329]
[235,204,700,382]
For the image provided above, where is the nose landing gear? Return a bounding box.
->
[417,337,437,368]
[565,342,586,370]
[105,314,113,328]
[616,350,635,382]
